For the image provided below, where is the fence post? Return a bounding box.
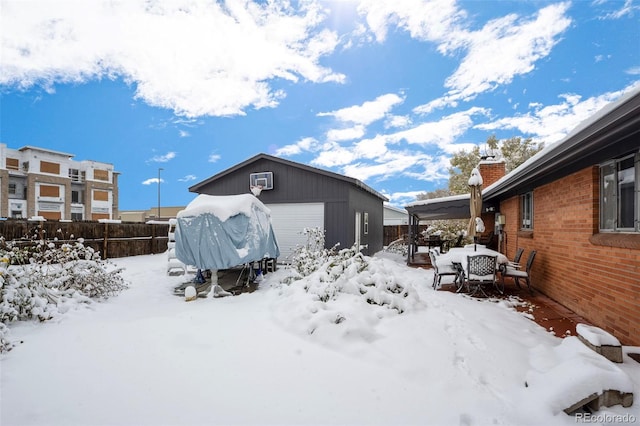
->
[103,221,108,259]
[151,224,156,254]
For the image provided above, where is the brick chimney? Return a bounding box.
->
[478,158,506,188]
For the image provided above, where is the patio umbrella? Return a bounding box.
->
[467,167,483,239]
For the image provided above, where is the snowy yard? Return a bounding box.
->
[2,251,639,426]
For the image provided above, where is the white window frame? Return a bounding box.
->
[520,192,533,230]
[600,152,639,232]
[364,212,369,235]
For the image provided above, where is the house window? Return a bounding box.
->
[6,158,19,170]
[69,168,82,182]
[72,190,83,204]
[40,161,60,175]
[520,192,533,230]
[94,169,110,181]
[71,212,83,221]
[39,184,60,198]
[93,190,109,201]
[600,153,638,232]
[364,212,369,235]
[8,183,16,195]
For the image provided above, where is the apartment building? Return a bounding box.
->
[0,144,119,220]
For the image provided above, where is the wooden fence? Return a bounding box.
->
[383,225,429,246]
[0,219,169,259]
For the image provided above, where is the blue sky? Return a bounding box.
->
[1,0,639,211]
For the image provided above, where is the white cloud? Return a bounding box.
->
[475,85,636,144]
[178,130,190,138]
[326,125,365,141]
[149,151,176,163]
[413,95,458,115]
[311,142,356,167]
[357,1,572,108]
[356,0,467,44]
[298,107,487,183]
[386,190,428,207]
[626,66,640,75]
[275,137,319,156]
[327,149,451,191]
[1,0,344,117]
[443,3,572,103]
[178,174,197,182]
[142,178,162,185]
[317,93,404,125]
[598,0,638,20]
[384,115,411,129]
[208,154,221,163]
[389,107,488,151]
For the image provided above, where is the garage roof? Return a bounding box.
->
[189,153,389,201]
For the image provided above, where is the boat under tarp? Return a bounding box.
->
[174,194,280,270]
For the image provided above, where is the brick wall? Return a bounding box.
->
[500,166,640,345]
[478,161,506,188]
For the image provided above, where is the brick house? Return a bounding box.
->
[406,88,640,346]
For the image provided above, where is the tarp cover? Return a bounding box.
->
[174,194,280,270]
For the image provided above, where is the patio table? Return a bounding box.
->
[435,247,509,267]
[435,247,509,292]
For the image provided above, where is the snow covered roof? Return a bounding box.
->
[177,193,270,222]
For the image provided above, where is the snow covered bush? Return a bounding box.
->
[423,219,469,244]
[286,227,340,279]
[0,238,127,352]
[275,229,425,343]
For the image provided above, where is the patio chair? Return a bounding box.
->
[465,254,499,297]
[502,250,536,294]
[507,248,525,269]
[429,250,460,290]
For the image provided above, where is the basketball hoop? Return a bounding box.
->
[250,185,263,196]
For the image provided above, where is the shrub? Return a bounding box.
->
[0,238,127,353]
[286,227,340,280]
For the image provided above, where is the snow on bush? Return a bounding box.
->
[0,238,127,352]
[273,228,425,345]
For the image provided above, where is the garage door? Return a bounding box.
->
[266,203,324,262]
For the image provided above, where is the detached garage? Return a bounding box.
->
[189,153,388,261]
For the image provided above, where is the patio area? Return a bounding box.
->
[420,262,590,339]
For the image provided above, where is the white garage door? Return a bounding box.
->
[266,203,324,262]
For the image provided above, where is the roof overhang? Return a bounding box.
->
[405,194,496,221]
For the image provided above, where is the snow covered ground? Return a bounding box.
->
[2,252,639,426]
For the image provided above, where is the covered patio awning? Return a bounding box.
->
[403,194,498,265]
[405,194,497,221]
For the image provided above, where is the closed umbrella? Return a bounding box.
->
[467,167,483,239]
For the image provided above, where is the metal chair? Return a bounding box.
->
[507,247,524,269]
[502,250,536,293]
[465,255,499,297]
[429,250,460,289]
